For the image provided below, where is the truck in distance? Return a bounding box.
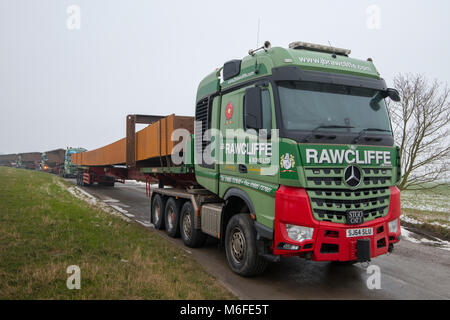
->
[62,147,87,178]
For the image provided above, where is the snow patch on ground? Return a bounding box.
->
[64,184,131,222]
[401,190,450,214]
[125,180,147,186]
[429,221,450,229]
[103,199,120,203]
[401,228,421,244]
[401,214,450,230]
[109,204,135,218]
[136,219,154,228]
[401,227,450,251]
[400,214,423,225]
[402,202,449,213]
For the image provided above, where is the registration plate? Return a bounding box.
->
[346,227,373,238]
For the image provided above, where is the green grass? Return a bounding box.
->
[401,184,450,214]
[0,167,235,300]
[401,184,450,240]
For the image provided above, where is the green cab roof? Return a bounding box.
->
[196,44,381,102]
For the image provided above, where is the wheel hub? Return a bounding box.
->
[154,204,160,224]
[167,208,174,230]
[183,212,191,240]
[230,227,246,263]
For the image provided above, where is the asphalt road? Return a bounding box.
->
[68,180,450,300]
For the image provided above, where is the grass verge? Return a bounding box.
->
[401,185,450,241]
[0,167,235,300]
[401,209,450,241]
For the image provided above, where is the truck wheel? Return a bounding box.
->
[152,194,166,230]
[225,214,268,277]
[180,201,206,248]
[165,197,182,238]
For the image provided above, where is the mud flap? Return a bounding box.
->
[356,239,371,262]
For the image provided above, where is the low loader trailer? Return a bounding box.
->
[0,153,19,167]
[41,148,66,174]
[17,152,42,170]
[73,41,402,276]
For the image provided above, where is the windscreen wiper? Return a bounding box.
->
[303,125,354,142]
[353,128,391,144]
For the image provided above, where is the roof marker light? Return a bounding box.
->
[289,41,351,56]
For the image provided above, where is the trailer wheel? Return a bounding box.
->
[165,197,182,238]
[76,173,83,186]
[152,194,166,230]
[180,201,206,248]
[225,214,268,277]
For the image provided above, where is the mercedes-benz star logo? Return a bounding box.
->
[344,165,362,188]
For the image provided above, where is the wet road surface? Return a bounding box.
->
[68,180,450,300]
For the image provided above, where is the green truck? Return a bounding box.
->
[149,41,402,276]
[63,147,87,178]
[76,41,403,277]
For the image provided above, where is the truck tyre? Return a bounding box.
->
[225,214,268,277]
[76,173,83,186]
[180,201,206,248]
[165,197,182,238]
[152,194,166,230]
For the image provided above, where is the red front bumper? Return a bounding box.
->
[273,185,401,261]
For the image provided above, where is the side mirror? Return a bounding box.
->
[387,88,401,102]
[244,87,262,130]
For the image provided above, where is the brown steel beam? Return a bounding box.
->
[126,114,164,168]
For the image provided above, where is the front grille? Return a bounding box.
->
[304,166,392,224]
[305,167,393,189]
[194,97,209,156]
[194,97,213,168]
[307,187,390,223]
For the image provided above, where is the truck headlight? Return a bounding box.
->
[285,224,314,243]
[388,218,399,233]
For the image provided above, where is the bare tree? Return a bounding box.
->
[387,74,450,190]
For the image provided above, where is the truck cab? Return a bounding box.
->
[192,41,402,275]
[64,147,87,178]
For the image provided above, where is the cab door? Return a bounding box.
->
[219,82,279,192]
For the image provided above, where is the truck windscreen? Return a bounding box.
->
[277,81,392,140]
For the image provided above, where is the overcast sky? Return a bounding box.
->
[0,0,449,154]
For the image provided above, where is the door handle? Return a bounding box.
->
[238,164,247,173]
